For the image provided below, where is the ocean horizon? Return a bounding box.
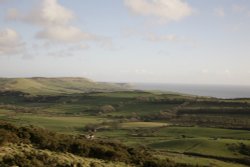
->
[132,83,250,99]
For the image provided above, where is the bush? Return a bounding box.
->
[0,121,197,167]
[99,105,116,113]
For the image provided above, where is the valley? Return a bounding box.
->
[0,78,250,166]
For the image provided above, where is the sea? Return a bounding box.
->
[132,83,250,99]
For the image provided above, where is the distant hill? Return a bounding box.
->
[0,77,131,95]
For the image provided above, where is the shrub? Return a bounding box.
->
[99,105,116,113]
[0,121,197,167]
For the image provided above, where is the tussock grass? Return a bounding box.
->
[0,143,132,167]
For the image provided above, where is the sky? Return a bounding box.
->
[0,0,250,85]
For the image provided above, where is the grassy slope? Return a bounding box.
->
[157,152,248,167]
[0,90,250,166]
[0,143,131,167]
[0,77,129,95]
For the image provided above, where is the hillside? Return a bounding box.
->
[0,77,130,95]
[0,82,250,167]
[0,121,194,167]
[0,90,249,166]
[0,143,131,167]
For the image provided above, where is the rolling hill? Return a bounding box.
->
[0,77,130,95]
[0,82,250,166]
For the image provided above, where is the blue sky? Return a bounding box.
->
[0,0,250,85]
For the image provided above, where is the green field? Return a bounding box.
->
[0,82,250,166]
[0,77,129,95]
[121,122,168,128]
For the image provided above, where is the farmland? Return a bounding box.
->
[0,78,250,166]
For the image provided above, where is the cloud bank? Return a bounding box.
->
[6,0,97,43]
[124,0,192,22]
[214,8,225,17]
[0,28,25,56]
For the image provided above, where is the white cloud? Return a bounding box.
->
[124,0,192,22]
[68,44,90,51]
[47,50,74,57]
[98,37,115,50]
[224,69,231,77]
[6,8,19,20]
[120,69,154,76]
[201,69,209,74]
[122,27,143,37]
[6,0,100,44]
[7,0,73,26]
[0,28,25,56]
[231,4,250,17]
[215,69,231,78]
[36,25,96,43]
[79,44,90,50]
[147,33,179,42]
[232,5,246,13]
[135,69,154,75]
[34,0,73,25]
[146,33,197,47]
[214,8,225,17]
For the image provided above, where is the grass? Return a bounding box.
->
[89,91,153,98]
[121,122,168,128]
[0,143,132,167]
[157,152,248,167]
[150,138,250,158]
[0,90,250,166]
[154,126,250,140]
[106,103,177,117]
[0,109,12,114]
[0,77,128,95]
[0,114,109,134]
